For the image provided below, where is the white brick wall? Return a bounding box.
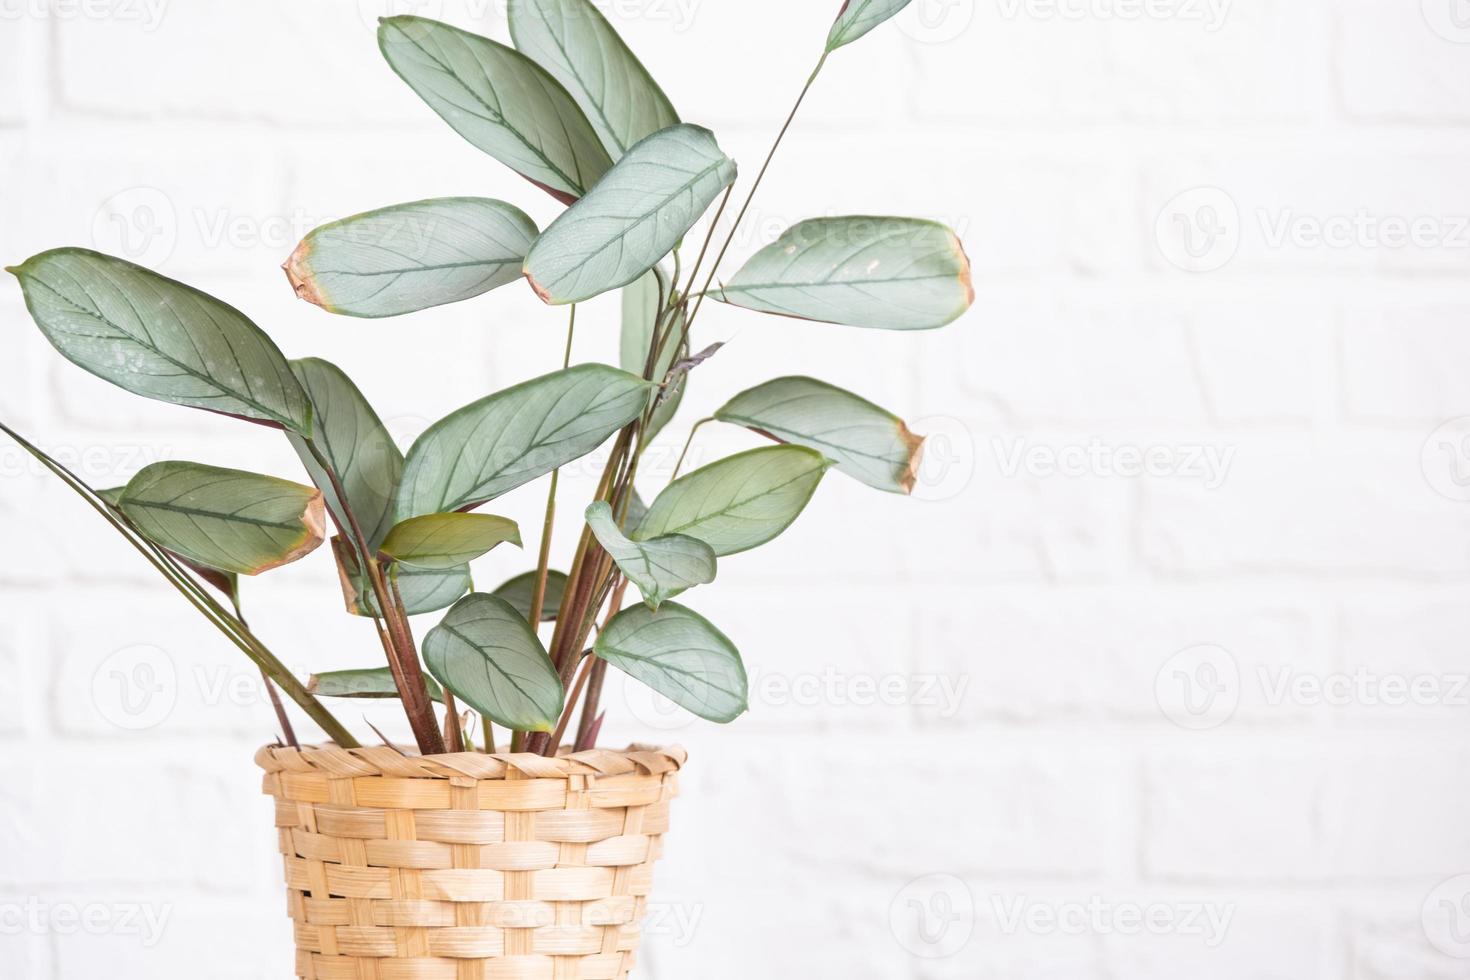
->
[1,1,1468,977]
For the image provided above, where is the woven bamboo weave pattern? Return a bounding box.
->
[257,744,686,980]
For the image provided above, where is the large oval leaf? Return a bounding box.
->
[379,16,612,204]
[621,267,686,442]
[636,446,830,556]
[284,198,538,318]
[397,364,652,518]
[8,248,311,432]
[716,217,973,330]
[380,513,521,570]
[286,358,403,551]
[118,462,326,576]
[508,0,680,159]
[422,593,564,732]
[524,125,737,305]
[585,501,715,610]
[715,376,924,494]
[827,0,915,51]
[493,569,569,622]
[595,602,747,723]
[309,668,445,703]
[333,537,470,617]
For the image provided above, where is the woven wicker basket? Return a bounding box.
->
[256,743,686,980]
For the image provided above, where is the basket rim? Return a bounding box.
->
[255,742,687,781]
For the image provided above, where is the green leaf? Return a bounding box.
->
[715,376,924,494]
[106,481,244,601]
[621,488,649,533]
[309,668,446,704]
[398,364,652,518]
[524,125,737,305]
[285,358,403,551]
[595,602,747,723]
[380,513,522,570]
[332,537,470,617]
[585,501,715,610]
[8,248,311,432]
[636,446,829,557]
[379,16,612,204]
[621,267,686,442]
[284,198,538,318]
[827,0,914,50]
[117,462,326,577]
[492,569,569,622]
[508,0,680,159]
[422,593,564,732]
[716,217,973,331]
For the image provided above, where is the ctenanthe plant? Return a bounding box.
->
[3,0,973,757]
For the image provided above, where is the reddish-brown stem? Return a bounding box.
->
[548,653,595,753]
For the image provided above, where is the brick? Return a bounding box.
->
[1338,0,1470,122]
[1144,746,1331,881]
[50,896,290,980]
[1347,906,1469,980]
[1145,153,1470,278]
[1343,302,1470,424]
[916,590,1321,726]
[1138,433,1470,576]
[0,13,44,123]
[1103,903,1331,980]
[1192,299,1334,424]
[913,0,1327,123]
[1327,747,1470,880]
[1337,599,1470,728]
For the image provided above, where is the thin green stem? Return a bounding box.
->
[686,53,829,336]
[0,421,358,747]
[672,417,713,483]
[234,592,300,749]
[529,305,578,628]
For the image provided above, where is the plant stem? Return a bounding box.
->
[233,593,299,749]
[573,579,628,751]
[482,715,496,754]
[672,417,712,482]
[686,53,829,335]
[548,652,594,753]
[305,440,444,756]
[529,305,578,628]
[0,421,359,748]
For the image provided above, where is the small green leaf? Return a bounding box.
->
[332,537,470,617]
[621,267,686,442]
[827,0,914,50]
[398,364,652,518]
[379,16,612,204]
[423,593,564,732]
[117,462,326,577]
[492,569,569,622]
[508,0,680,159]
[716,217,973,330]
[285,198,538,318]
[585,501,715,610]
[286,358,403,551]
[595,602,747,723]
[715,376,925,494]
[524,125,737,305]
[380,513,522,570]
[309,668,446,704]
[636,446,829,557]
[9,248,312,432]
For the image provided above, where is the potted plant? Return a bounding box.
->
[2,0,973,975]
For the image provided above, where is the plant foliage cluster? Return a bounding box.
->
[4,0,973,756]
